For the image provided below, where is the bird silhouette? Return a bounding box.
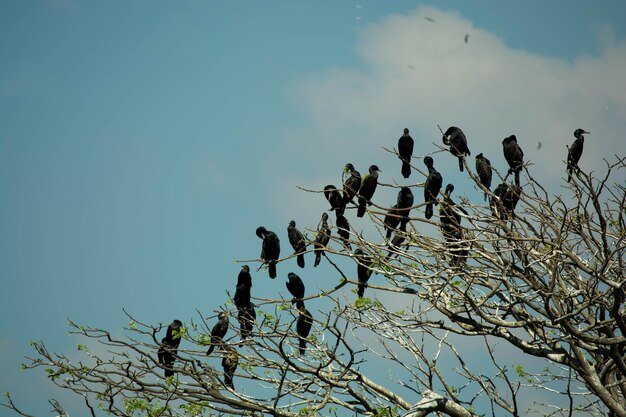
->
[256,226,280,278]
[398,128,414,178]
[287,221,307,268]
[423,157,443,219]
[567,129,590,182]
[442,126,471,172]
[502,135,524,187]
[357,165,381,218]
[475,153,492,201]
[206,312,229,356]
[313,213,331,267]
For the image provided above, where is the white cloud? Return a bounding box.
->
[281,4,625,205]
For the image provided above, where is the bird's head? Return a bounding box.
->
[476,153,483,159]
[445,184,455,195]
[424,156,434,167]
[288,220,296,228]
[502,135,517,145]
[255,227,267,238]
[574,129,590,138]
[369,165,381,173]
[218,312,228,321]
[403,128,409,134]
[241,265,250,273]
[321,212,329,222]
[344,163,354,173]
[287,272,298,282]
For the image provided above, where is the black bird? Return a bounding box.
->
[445,227,469,268]
[357,165,381,218]
[423,157,443,220]
[236,265,252,289]
[354,248,373,298]
[502,185,522,219]
[206,312,229,356]
[336,214,351,250]
[384,187,414,239]
[439,184,467,239]
[287,221,307,268]
[386,232,406,259]
[398,128,414,178]
[475,153,492,201]
[342,163,362,206]
[237,304,255,345]
[502,135,524,187]
[442,126,471,172]
[157,319,183,378]
[221,345,238,390]
[233,281,251,310]
[489,183,509,219]
[286,272,305,305]
[296,306,313,355]
[313,213,331,267]
[384,204,401,239]
[256,226,280,279]
[323,185,345,216]
[567,129,590,182]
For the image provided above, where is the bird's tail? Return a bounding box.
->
[567,165,572,183]
[357,197,366,218]
[385,227,393,240]
[425,203,433,220]
[401,161,411,178]
[458,157,464,172]
[268,261,276,279]
[297,254,305,268]
[164,368,174,378]
[357,283,365,298]
[207,345,215,356]
[515,171,520,187]
[224,374,234,389]
[314,251,322,267]
[483,192,487,202]
[299,338,307,355]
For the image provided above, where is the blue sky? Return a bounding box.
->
[1,1,625,415]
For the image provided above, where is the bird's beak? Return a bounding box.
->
[584,131,591,134]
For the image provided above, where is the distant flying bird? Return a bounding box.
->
[423,156,443,220]
[357,165,381,218]
[206,312,229,356]
[256,226,280,278]
[425,16,435,22]
[475,153,492,201]
[287,221,307,268]
[157,319,183,378]
[464,34,469,43]
[567,129,590,182]
[537,141,542,150]
[442,126,471,172]
[313,213,331,267]
[502,135,524,187]
[398,128,414,178]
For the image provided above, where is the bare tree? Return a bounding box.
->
[3,144,625,417]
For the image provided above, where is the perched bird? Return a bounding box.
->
[287,220,307,268]
[354,248,373,298]
[323,185,345,216]
[256,227,280,279]
[335,214,351,250]
[286,272,305,305]
[236,265,252,289]
[567,129,590,182]
[384,187,414,239]
[296,306,313,355]
[386,232,406,259]
[157,319,183,378]
[342,163,361,206]
[384,204,401,240]
[490,183,509,219]
[502,186,522,219]
[221,345,238,390]
[233,280,251,310]
[398,128,414,178]
[206,312,229,356]
[475,153,492,201]
[237,304,255,345]
[442,126,471,172]
[444,227,469,268]
[439,184,467,239]
[313,213,331,267]
[357,165,381,218]
[502,135,524,187]
[423,157,443,220]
